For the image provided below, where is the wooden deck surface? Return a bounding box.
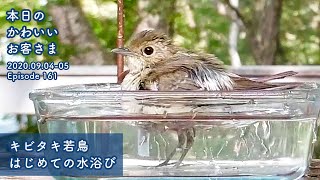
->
[306,159,320,179]
[0,159,320,179]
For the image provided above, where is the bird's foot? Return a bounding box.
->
[155,161,190,168]
[155,161,186,168]
[173,161,182,168]
[154,161,176,168]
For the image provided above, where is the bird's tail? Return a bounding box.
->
[252,71,298,82]
[232,71,302,90]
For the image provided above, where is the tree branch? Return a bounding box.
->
[223,0,249,27]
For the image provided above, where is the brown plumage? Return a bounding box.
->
[112,30,299,167]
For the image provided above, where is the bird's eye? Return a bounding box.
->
[143,47,154,56]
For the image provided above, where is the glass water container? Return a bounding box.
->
[29,83,320,179]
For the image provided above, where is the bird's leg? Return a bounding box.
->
[155,130,186,167]
[174,127,195,167]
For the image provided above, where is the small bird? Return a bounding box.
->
[112,30,299,167]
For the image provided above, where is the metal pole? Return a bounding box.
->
[116,0,125,83]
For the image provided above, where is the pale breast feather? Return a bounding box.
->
[121,72,141,90]
[189,65,235,91]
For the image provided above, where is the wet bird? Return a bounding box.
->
[112,30,298,167]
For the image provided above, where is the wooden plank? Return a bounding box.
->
[0,66,117,114]
[307,159,320,177]
[0,65,118,76]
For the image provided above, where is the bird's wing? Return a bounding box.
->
[144,70,201,91]
[142,53,235,91]
[142,67,237,91]
[141,57,300,91]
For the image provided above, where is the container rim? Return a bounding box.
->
[29,82,320,101]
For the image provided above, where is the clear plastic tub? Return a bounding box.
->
[29,83,320,179]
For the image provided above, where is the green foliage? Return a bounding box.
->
[279,0,320,65]
[172,0,232,64]
[17,115,39,133]
[84,0,139,53]
[0,0,74,63]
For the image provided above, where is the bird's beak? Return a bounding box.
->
[111,47,135,56]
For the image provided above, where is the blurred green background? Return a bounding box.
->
[0,0,319,157]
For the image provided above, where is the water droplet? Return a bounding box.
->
[45,92,53,99]
[248,99,256,104]
[71,99,81,105]
[105,83,111,90]
[38,116,47,124]
[224,106,233,114]
[312,126,318,143]
[38,101,47,112]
